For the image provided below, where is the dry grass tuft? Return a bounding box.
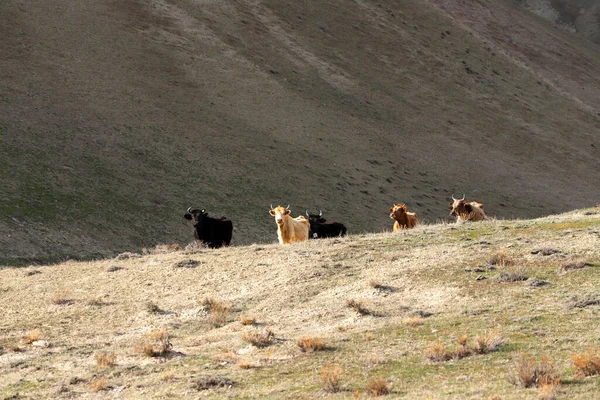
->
[426,341,457,362]
[404,316,425,327]
[571,347,600,377]
[427,332,503,362]
[472,331,504,354]
[241,328,274,348]
[85,296,105,307]
[145,302,161,314]
[236,359,256,369]
[201,297,232,327]
[239,316,256,326]
[347,299,371,315]
[489,250,512,266]
[160,370,176,381]
[22,330,42,345]
[143,243,181,255]
[90,379,109,392]
[513,353,560,388]
[538,381,560,400]
[51,289,72,305]
[296,336,326,352]
[493,267,528,283]
[367,377,390,396]
[95,352,116,368]
[135,328,172,357]
[566,294,600,309]
[320,364,343,393]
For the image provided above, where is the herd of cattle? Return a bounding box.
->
[183,195,488,248]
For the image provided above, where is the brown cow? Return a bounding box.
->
[269,205,310,244]
[389,204,419,231]
[449,195,488,222]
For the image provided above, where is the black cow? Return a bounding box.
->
[305,210,347,239]
[184,207,233,249]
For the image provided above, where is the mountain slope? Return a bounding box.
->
[1,0,599,263]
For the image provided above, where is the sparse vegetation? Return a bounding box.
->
[145,301,161,314]
[426,333,503,361]
[404,316,425,327]
[320,364,343,393]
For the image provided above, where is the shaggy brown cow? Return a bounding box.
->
[269,205,310,244]
[389,204,419,231]
[449,195,488,222]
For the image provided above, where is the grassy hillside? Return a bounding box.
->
[1,0,600,264]
[0,209,599,398]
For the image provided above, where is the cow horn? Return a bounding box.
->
[451,194,457,201]
[270,204,273,210]
[187,207,193,213]
[319,210,322,217]
[461,194,466,200]
[306,210,310,217]
[286,204,290,210]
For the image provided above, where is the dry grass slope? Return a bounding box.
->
[0,208,599,398]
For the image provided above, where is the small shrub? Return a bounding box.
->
[347,299,371,315]
[296,337,326,352]
[52,289,72,305]
[95,352,116,368]
[364,332,374,341]
[538,381,559,400]
[513,353,560,388]
[90,379,109,392]
[571,347,600,377]
[241,328,274,348]
[22,330,42,345]
[136,328,172,357]
[367,376,390,396]
[320,364,343,393]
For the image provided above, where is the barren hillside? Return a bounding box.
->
[0,208,599,398]
[1,0,599,263]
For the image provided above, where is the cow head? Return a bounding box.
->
[306,210,326,223]
[184,207,208,224]
[449,195,472,216]
[389,204,408,220]
[269,204,291,225]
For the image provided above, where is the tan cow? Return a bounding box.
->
[449,195,488,222]
[389,204,419,231]
[269,205,310,244]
